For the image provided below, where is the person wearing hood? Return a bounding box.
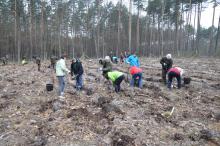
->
[167,67,184,89]
[126,53,140,67]
[55,55,70,98]
[160,54,173,84]
[71,58,84,90]
[99,56,112,74]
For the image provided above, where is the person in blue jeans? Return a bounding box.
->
[55,55,70,98]
[71,58,84,90]
[129,66,143,88]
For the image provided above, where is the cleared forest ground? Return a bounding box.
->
[0,58,220,146]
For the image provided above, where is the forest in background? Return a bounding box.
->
[0,0,220,62]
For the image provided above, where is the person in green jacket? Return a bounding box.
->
[55,55,70,98]
[103,71,125,92]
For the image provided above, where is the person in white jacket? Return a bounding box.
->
[55,55,70,98]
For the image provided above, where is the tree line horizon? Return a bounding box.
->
[0,0,219,62]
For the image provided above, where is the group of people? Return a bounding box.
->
[55,55,84,98]
[2,52,190,98]
[54,52,191,99]
[160,54,191,89]
[99,53,142,92]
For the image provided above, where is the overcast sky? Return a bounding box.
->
[107,0,220,28]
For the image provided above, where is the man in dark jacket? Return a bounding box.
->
[50,56,58,69]
[160,54,173,84]
[33,56,41,71]
[71,58,84,90]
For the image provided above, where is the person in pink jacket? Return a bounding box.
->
[167,67,183,89]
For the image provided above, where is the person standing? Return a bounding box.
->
[71,58,84,90]
[160,54,173,84]
[33,56,41,71]
[55,55,70,98]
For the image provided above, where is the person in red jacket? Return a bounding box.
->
[167,67,184,89]
[130,66,143,88]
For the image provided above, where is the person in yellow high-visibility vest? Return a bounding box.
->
[103,71,125,93]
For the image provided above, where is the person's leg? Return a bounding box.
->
[61,76,65,96]
[79,75,83,89]
[167,72,174,89]
[76,75,83,90]
[176,75,181,89]
[138,73,143,88]
[38,64,40,71]
[114,75,125,92]
[162,69,166,84]
[57,76,62,96]
[130,74,136,87]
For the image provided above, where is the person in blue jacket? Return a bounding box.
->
[126,53,140,67]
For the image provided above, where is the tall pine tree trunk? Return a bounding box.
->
[129,0,132,52]
[208,0,216,56]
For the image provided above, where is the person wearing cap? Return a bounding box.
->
[126,53,140,67]
[103,71,125,92]
[99,56,112,74]
[129,66,143,88]
[71,58,84,90]
[160,54,173,84]
[167,67,183,89]
[55,55,70,98]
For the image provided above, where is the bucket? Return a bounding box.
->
[46,83,53,91]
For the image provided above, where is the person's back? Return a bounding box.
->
[71,59,84,75]
[103,58,112,73]
[126,54,140,67]
[107,71,124,82]
[56,58,69,76]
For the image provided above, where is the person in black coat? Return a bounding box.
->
[160,54,173,84]
[71,58,84,90]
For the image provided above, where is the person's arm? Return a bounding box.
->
[126,57,130,64]
[70,64,74,76]
[60,60,70,73]
[103,64,112,71]
[160,58,164,64]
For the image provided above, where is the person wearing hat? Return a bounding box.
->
[103,71,125,92]
[55,55,70,98]
[160,54,173,84]
[167,67,183,89]
[99,56,112,75]
[71,58,84,90]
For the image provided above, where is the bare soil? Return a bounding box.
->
[0,58,220,146]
